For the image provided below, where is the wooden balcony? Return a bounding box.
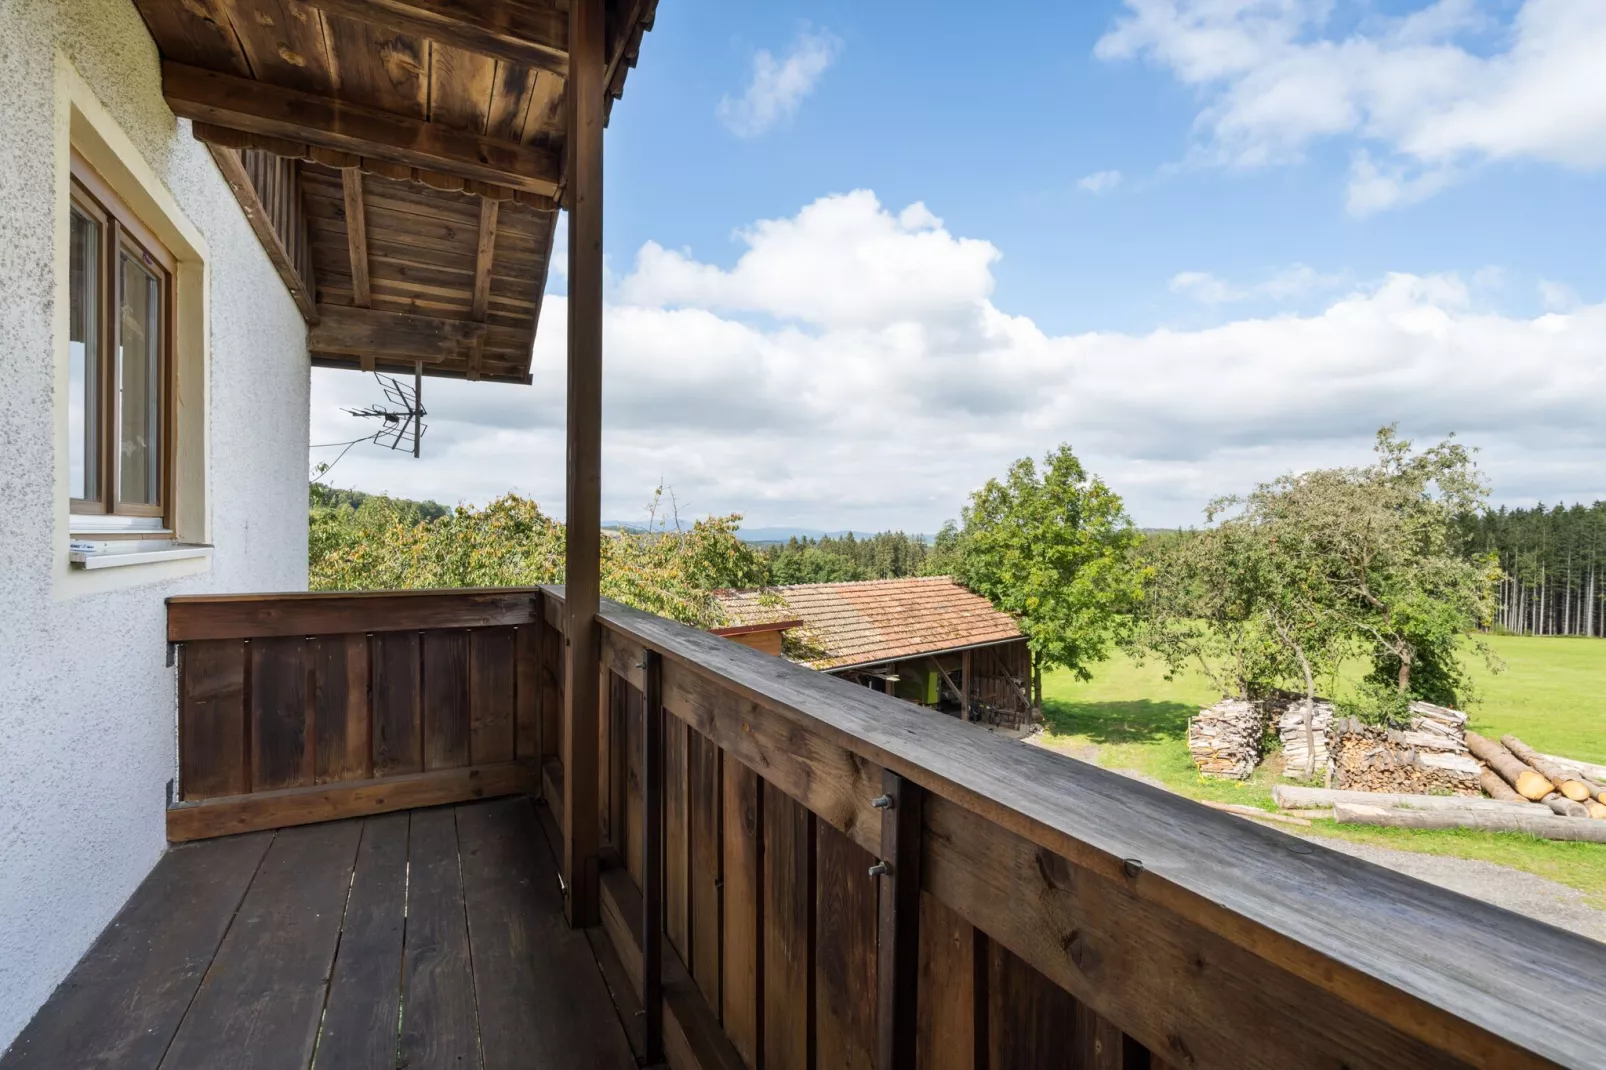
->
[6,586,1605,1069]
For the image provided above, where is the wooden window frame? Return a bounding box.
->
[69,153,176,531]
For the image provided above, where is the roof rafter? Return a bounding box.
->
[341,169,372,309]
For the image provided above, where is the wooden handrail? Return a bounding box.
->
[542,585,1606,1070]
[167,587,544,640]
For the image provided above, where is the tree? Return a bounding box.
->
[1139,502,1351,773]
[307,484,766,628]
[954,445,1143,680]
[1253,428,1500,708]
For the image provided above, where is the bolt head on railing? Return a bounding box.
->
[872,794,893,810]
[868,861,890,878]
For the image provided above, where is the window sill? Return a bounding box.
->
[69,543,213,570]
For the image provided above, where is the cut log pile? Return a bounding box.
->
[1187,698,1262,779]
[1281,735,1606,841]
[1330,703,1480,796]
[1268,694,1334,779]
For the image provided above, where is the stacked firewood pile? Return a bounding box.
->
[1330,702,1480,795]
[1467,732,1606,820]
[1268,694,1334,779]
[1187,698,1262,779]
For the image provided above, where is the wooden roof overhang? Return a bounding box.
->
[133,0,656,384]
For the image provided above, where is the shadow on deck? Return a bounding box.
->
[0,798,636,1069]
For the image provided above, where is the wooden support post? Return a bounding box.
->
[642,649,665,1063]
[960,649,972,722]
[561,0,606,931]
[875,769,923,1070]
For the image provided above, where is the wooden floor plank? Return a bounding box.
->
[397,807,480,1069]
[312,813,410,1070]
[0,833,271,1070]
[456,798,635,1070]
[159,821,363,1070]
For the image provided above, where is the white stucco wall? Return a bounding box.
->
[0,0,311,1050]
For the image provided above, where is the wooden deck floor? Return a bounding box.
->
[0,798,637,1070]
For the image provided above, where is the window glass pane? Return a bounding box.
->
[69,207,100,501]
[118,250,162,507]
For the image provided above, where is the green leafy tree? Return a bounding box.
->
[1254,429,1500,708]
[954,444,1143,680]
[308,484,765,628]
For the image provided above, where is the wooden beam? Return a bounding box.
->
[309,304,485,362]
[304,0,568,76]
[562,0,607,929]
[164,61,561,196]
[960,648,972,721]
[472,197,499,319]
[168,587,542,642]
[205,145,317,323]
[876,770,924,1070]
[165,761,537,842]
[341,168,372,308]
[468,196,499,381]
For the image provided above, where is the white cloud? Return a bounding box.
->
[717,29,842,138]
[1095,0,1606,213]
[1539,279,1582,312]
[1078,169,1123,193]
[1170,263,1345,304]
[312,191,1606,530]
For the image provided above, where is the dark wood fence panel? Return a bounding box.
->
[178,638,248,799]
[422,630,470,770]
[917,893,983,1070]
[687,726,723,1009]
[167,592,545,842]
[815,820,878,1070]
[311,634,370,783]
[250,636,310,791]
[721,759,762,1067]
[372,631,422,778]
[470,627,517,765]
[665,709,691,964]
[762,783,813,1070]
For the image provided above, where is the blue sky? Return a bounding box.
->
[313,0,1606,531]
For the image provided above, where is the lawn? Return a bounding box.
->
[1036,634,1606,906]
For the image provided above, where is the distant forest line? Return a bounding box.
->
[1460,502,1606,637]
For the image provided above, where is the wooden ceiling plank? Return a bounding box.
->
[340,168,372,308]
[217,0,337,93]
[132,0,253,76]
[165,61,562,197]
[301,0,569,76]
[206,144,318,323]
[310,303,485,361]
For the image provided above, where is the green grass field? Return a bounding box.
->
[1037,635,1606,906]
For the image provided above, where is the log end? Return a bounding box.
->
[1517,769,1555,801]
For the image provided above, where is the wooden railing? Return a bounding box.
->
[167,586,1606,1068]
[552,588,1606,1070]
[165,589,556,841]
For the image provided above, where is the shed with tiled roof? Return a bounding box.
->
[714,577,1040,728]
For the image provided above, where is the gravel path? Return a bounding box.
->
[1296,833,1606,943]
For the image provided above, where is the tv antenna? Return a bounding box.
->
[344,365,427,458]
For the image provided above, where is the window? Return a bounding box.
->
[69,155,174,531]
